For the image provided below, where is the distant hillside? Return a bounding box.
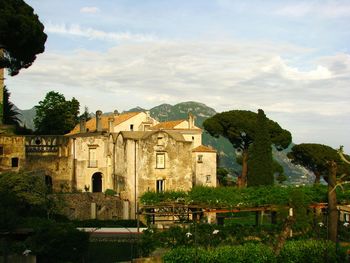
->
[16,101,314,185]
[15,106,36,131]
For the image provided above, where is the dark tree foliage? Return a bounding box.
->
[0,0,47,75]
[247,109,273,186]
[34,91,80,135]
[3,86,20,125]
[79,106,92,121]
[203,110,291,187]
[27,222,89,263]
[287,143,350,184]
[217,167,229,186]
[273,160,287,184]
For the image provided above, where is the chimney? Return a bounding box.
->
[188,113,195,129]
[108,116,114,132]
[80,118,86,133]
[96,110,102,132]
[145,110,151,121]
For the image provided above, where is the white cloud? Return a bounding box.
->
[6,40,350,150]
[80,6,100,14]
[45,22,157,42]
[275,2,350,18]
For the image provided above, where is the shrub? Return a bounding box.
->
[277,240,345,263]
[163,240,347,263]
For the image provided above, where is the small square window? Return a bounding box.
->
[206,175,211,183]
[130,124,134,131]
[157,137,164,146]
[156,153,165,169]
[197,155,203,163]
[11,157,19,168]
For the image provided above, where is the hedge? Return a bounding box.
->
[163,240,346,263]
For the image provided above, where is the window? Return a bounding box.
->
[157,136,164,146]
[144,124,151,131]
[130,124,134,131]
[156,153,165,169]
[0,146,3,155]
[156,179,165,192]
[88,148,97,167]
[197,154,203,163]
[11,157,19,167]
[206,175,211,183]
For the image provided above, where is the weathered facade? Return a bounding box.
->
[0,111,217,219]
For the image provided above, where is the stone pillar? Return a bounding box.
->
[91,203,97,219]
[79,118,86,133]
[96,110,102,132]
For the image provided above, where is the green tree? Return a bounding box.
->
[79,106,91,121]
[203,110,291,187]
[288,144,350,243]
[273,160,287,184]
[287,143,350,184]
[34,91,80,134]
[3,86,20,125]
[247,109,273,186]
[217,167,229,186]
[0,0,47,76]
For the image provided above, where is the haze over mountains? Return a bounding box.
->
[16,101,314,185]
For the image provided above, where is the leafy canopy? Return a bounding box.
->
[0,0,47,75]
[203,110,291,152]
[287,143,350,181]
[34,91,80,135]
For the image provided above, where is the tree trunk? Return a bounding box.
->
[274,215,295,255]
[328,160,338,243]
[239,150,248,188]
[314,172,321,185]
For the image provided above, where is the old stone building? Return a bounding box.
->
[0,110,217,219]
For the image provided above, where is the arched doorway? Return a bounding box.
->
[92,172,103,192]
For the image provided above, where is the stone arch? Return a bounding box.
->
[92,172,103,192]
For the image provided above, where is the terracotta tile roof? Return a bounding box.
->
[192,145,216,153]
[150,120,185,130]
[120,130,187,142]
[67,112,140,135]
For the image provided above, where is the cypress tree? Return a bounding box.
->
[247,109,273,186]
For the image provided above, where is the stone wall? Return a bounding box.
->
[60,193,124,220]
[0,135,25,172]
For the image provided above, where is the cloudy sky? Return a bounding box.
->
[5,0,350,151]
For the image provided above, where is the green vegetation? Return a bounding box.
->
[34,91,80,134]
[140,185,348,207]
[288,143,350,184]
[163,240,343,263]
[0,0,47,76]
[203,110,291,187]
[0,172,89,261]
[248,109,274,186]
